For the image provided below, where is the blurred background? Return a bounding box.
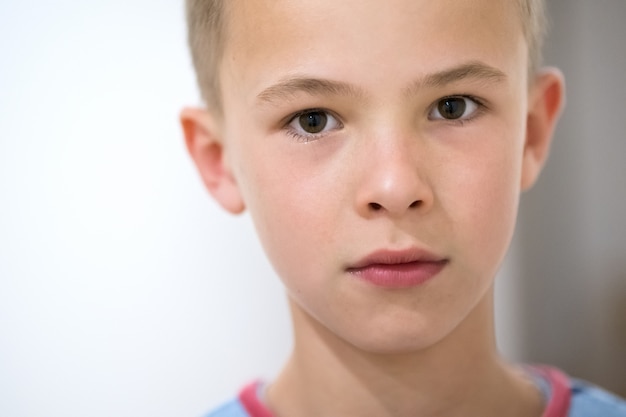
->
[511,0,626,396]
[0,1,624,416]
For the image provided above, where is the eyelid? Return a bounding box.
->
[427,95,487,123]
[284,108,343,142]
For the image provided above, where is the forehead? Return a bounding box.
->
[220,0,527,102]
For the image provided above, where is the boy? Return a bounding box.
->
[180,0,626,416]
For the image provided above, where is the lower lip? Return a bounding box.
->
[347,261,448,289]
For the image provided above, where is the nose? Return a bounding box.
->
[354,135,434,218]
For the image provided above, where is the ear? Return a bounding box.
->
[520,68,566,190]
[180,107,245,214]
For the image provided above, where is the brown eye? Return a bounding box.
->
[287,109,341,141]
[438,98,466,119]
[298,111,328,133]
[429,96,479,121]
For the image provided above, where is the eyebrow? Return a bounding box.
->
[256,77,365,105]
[405,61,507,95]
[255,61,507,105]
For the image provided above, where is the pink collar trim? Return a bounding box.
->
[533,366,572,417]
[238,367,572,417]
[239,381,273,417]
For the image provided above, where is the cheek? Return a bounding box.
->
[232,140,346,286]
[445,133,523,273]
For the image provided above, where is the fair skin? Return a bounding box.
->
[181,0,565,416]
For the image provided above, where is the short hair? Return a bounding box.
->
[186,0,547,111]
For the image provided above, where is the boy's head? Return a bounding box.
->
[181,0,564,354]
[186,0,548,111]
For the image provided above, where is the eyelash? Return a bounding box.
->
[283,108,343,143]
[282,95,488,142]
[427,95,487,125]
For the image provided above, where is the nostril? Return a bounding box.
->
[368,201,421,211]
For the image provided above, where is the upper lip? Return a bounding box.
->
[347,247,448,270]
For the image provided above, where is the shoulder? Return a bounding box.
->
[569,379,626,417]
[204,381,267,417]
[204,398,250,417]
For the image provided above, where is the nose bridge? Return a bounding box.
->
[355,128,433,217]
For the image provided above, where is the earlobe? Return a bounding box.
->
[520,68,566,190]
[180,107,246,214]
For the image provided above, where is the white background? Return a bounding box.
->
[2,1,625,416]
[0,2,290,416]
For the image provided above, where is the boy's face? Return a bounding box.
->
[186,0,562,353]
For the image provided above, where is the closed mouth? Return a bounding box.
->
[347,248,448,288]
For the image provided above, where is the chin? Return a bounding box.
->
[341,323,452,356]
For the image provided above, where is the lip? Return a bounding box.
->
[346,248,448,289]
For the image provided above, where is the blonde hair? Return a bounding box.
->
[186,0,547,110]
[518,0,548,75]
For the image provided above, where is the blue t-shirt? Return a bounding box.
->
[205,401,249,417]
[569,380,626,417]
[205,371,626,417]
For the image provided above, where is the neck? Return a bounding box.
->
[267,288,543,417]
